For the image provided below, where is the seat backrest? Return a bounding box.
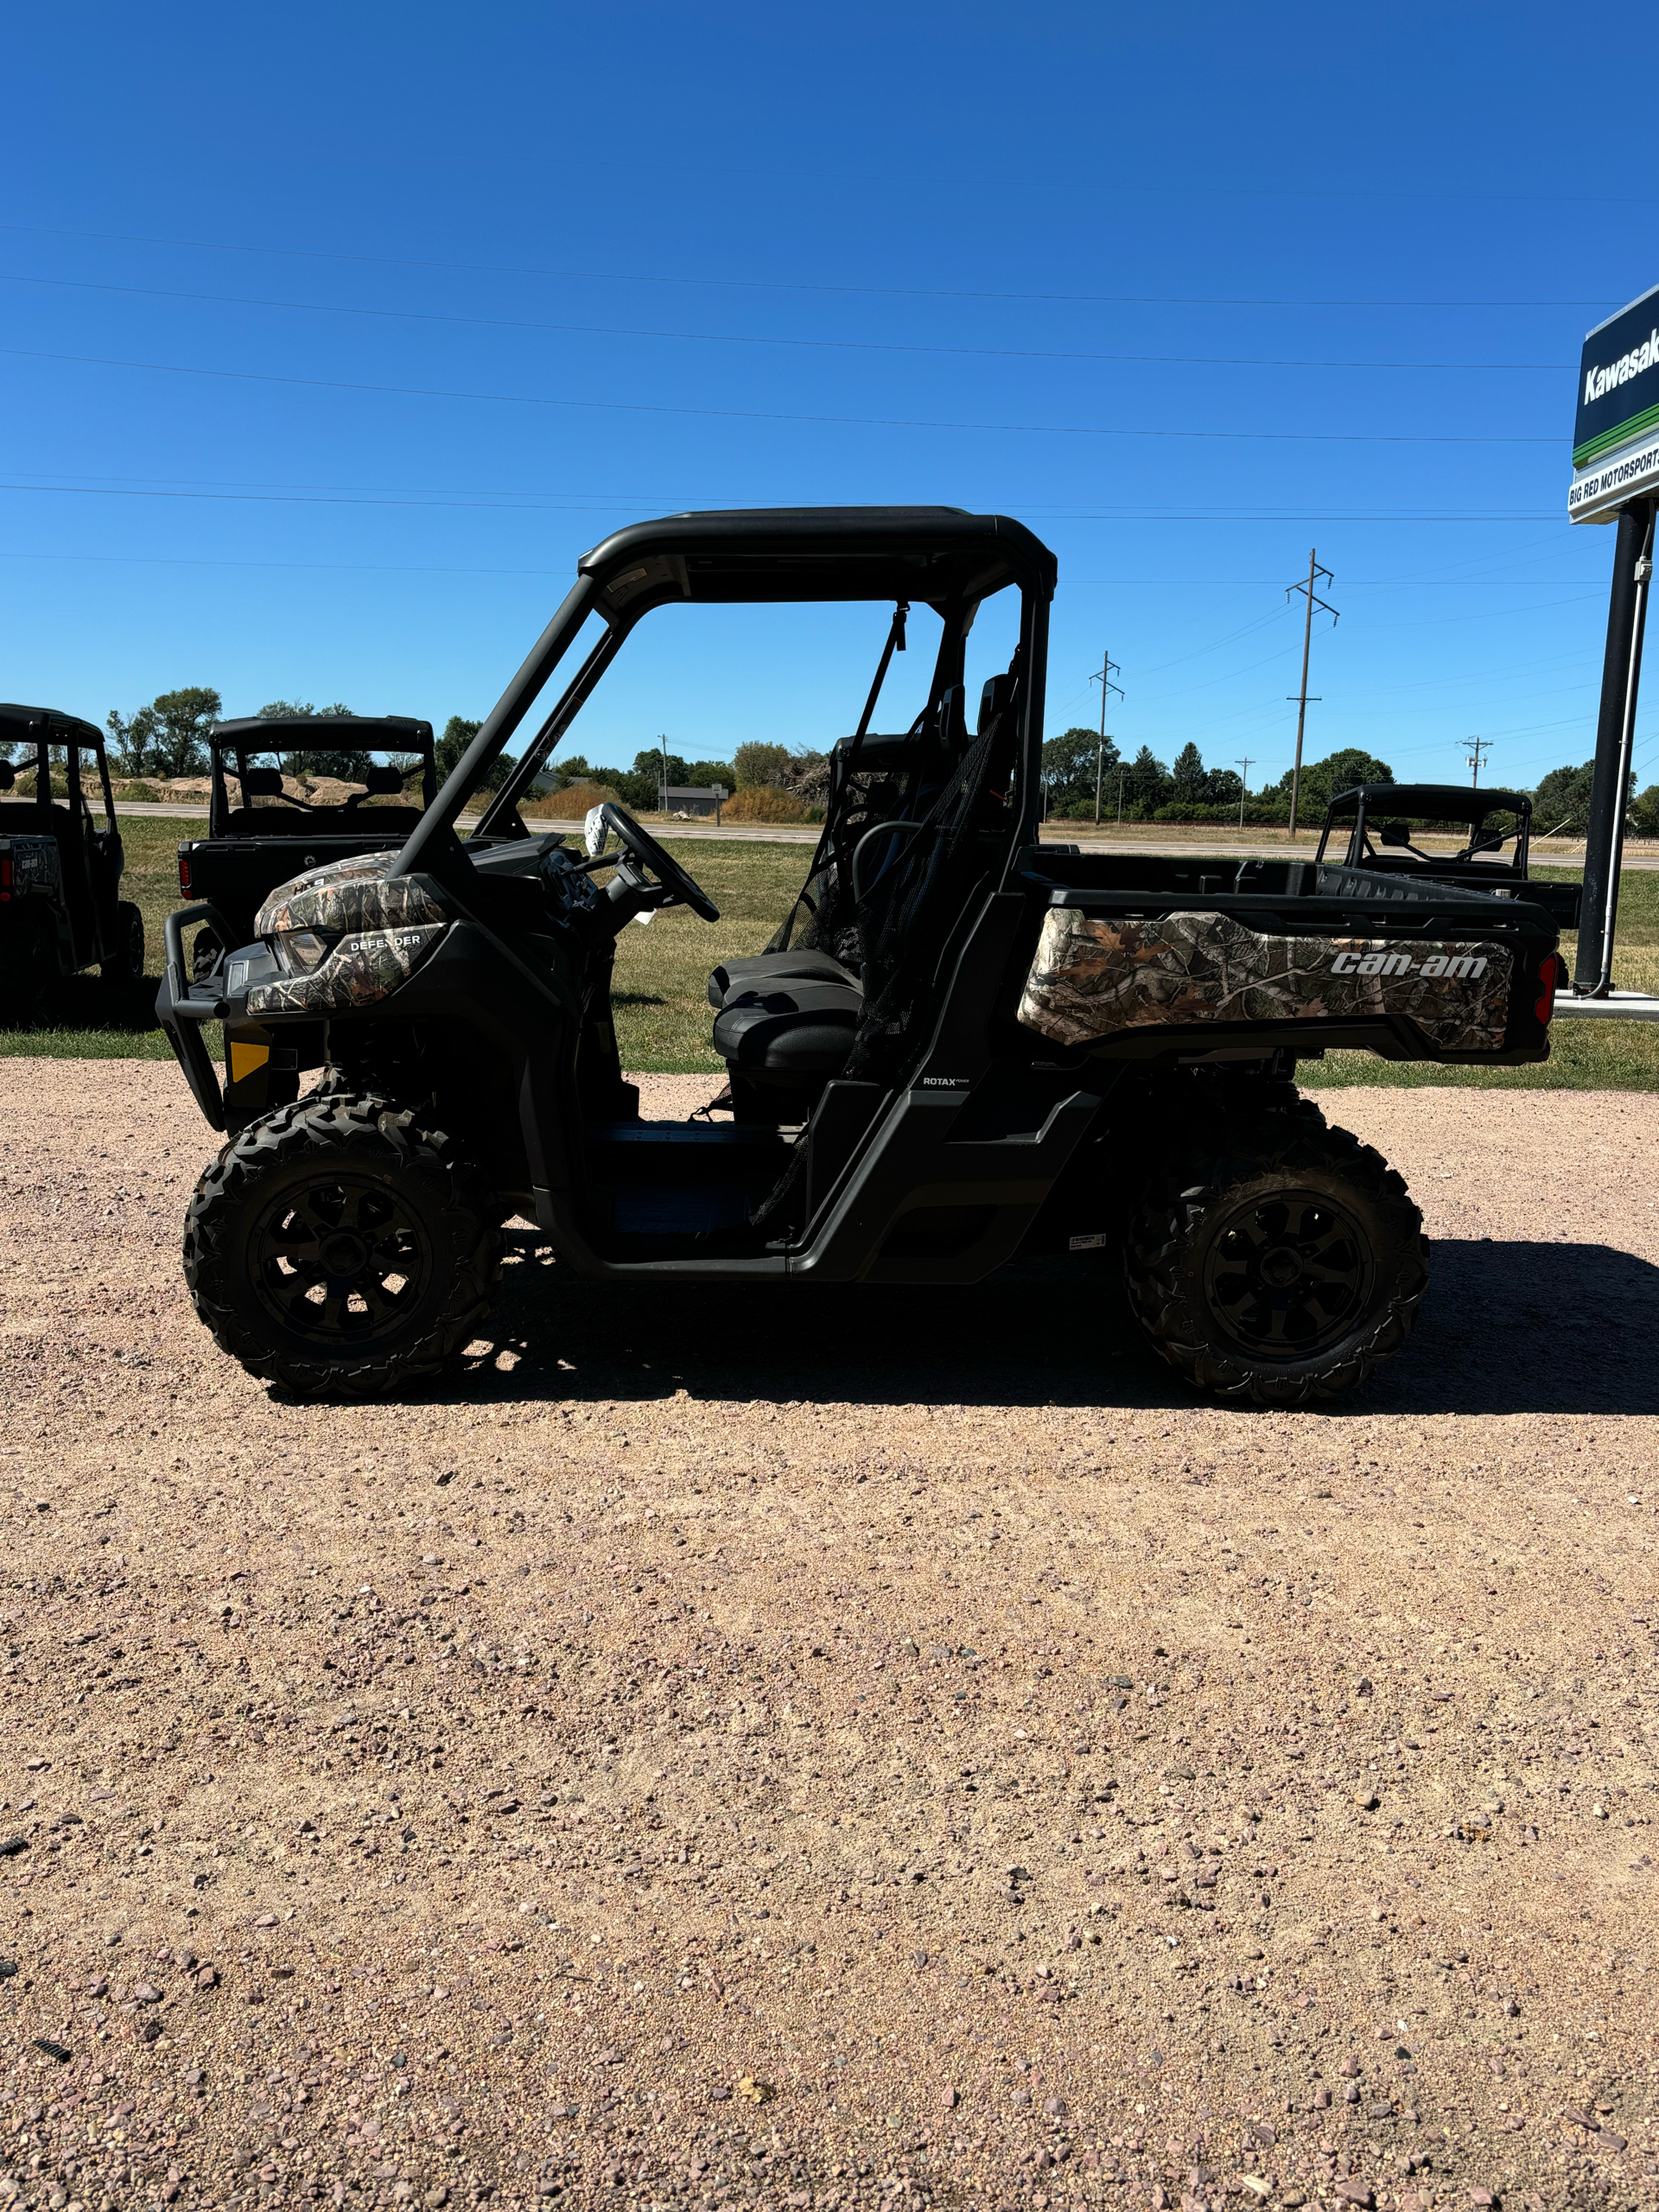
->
[354,764,408,798]
[240,767,288,798]
[842,658,1025,1082]
[978,671,1018,736]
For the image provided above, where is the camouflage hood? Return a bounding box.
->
[253,849,448,940]
[248,852,451,1017]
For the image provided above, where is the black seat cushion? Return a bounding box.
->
[706,947,859,1009]
[712,977,863,1074]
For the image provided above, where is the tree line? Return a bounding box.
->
[87,690,802,807]
[1040,725,1659,835]
[43,685,1659,837]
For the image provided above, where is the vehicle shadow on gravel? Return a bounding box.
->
[454,1240,1183,1411]
[436,1233,1659,1416]
[1365,1237,1659,1416]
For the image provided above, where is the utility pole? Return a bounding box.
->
[1089,649,1123,824]
[1286,549,1339,839]
[1465,735,1491,788]
[1116,764,1127,826]
[1236,756,1253,830]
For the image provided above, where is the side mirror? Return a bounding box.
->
[0,760,14,792]
[1379,820,1412,847]
[583,804,612,858]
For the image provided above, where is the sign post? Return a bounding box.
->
[1568,286,1659,995]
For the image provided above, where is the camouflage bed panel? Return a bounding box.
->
[1017,907,1514,1052]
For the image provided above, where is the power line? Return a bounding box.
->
[1286,551,1341,838]
[0,346,1572,461]
[0,220,1622,312]
[0,270,1580,375]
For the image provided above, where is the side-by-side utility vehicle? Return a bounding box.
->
[157,510,1564,1405]
[175,714,436,976]
[2,702,144,1020]
[1314,781,1581,929]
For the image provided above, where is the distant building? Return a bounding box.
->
[661,783,728,821]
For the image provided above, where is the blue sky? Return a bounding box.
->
[3,1,1656,794]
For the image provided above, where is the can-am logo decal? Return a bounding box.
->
[1329,948,1487,978]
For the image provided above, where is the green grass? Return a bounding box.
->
[9,827,1659,1088]
[0,818,807,1073]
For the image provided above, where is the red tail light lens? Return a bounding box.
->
[1535,953,1560,1024]
[178,852,193,897]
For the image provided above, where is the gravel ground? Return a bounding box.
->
[3,1065,1658,2212]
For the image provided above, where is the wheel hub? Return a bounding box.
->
[320,1230,371,1278]
[1259,1243,1303,1287]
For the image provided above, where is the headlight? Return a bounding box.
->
[270,928,337,976]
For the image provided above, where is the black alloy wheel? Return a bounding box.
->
[1201,1189,1373,1357]
[183,1091,500,1398]
[251,1171,434,1347]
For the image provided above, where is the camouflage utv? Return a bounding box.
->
[157,510,1563,1406]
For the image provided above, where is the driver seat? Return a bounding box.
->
[711,971,863,1076]
[705,946,857,1008]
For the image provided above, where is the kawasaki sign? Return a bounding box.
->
[1570,281,1659,522]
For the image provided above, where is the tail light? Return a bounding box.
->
[178,850,193,897]
[0,851,11,894]
[1535,953,1560,1025]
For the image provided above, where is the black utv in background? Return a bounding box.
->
[1314,782,1582,930]
[159,509,1563,1408]
[0,702,144,1021]
[175,715,435,976]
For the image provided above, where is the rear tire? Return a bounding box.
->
[182,1091,501,1399]
[1126,1115,1427,1406]
[102,900,146,983]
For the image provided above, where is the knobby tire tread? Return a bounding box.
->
[183,1090,500,1401]
[1125,1111,1427,1408]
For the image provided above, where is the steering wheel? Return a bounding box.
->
[591,803,721,922]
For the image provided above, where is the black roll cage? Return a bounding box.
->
[205,715,437,837]
[1315,782,1535,874]
[390,508,1058,884]
[0,704,118,833]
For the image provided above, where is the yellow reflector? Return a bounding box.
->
[227,1039,270,1085]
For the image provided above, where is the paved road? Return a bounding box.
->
[116,798,1633,868]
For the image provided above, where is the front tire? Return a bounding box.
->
[102,899,146,982]
[1126,1116,1427,1406]
[183,1092,501,1398]
[3,912,60,1027]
